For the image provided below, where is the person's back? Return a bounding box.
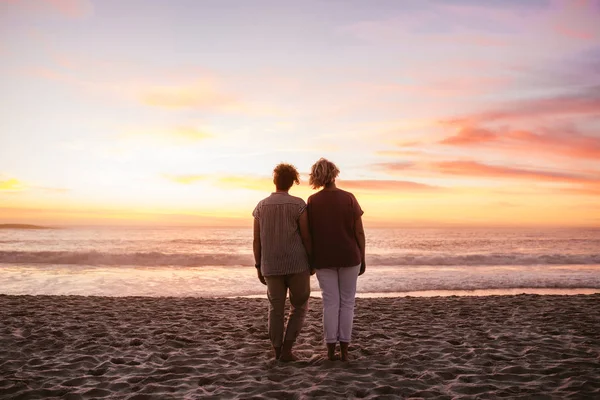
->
[252,163,312,362]
[308,189,362,270]
[255,192,309,276]
[306,158,366,362]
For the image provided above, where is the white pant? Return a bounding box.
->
[316,264,360,343]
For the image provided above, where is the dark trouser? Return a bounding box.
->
[264,270,311,348]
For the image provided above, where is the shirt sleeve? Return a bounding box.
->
[351,194,364,219]
[252,202,261,219]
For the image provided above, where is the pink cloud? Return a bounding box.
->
[376,150,427,158]
[373,162,415,172]
[441,91,600,126]
[438,89,600,160]
[439,127,498,145]
[44,0,92,18]
[339,179,438,192]
[550,0,600,40]
[4,0,93,18]
[433,161,598,185]
[440,125,600,161]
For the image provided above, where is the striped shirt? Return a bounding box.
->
[252,192,310,277]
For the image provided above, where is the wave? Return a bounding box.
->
[369,253,600,266]
[0,251,253,267]
[1,250,599,267]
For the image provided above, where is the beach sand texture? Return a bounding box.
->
[1,294,599,399]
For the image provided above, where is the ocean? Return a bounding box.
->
[1,227,599,297]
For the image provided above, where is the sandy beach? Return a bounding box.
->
[1,294,599,399]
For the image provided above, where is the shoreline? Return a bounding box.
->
[2,263,599,298]
[2,294,599,399]
[1,287,598,299]
[241,287,600,299]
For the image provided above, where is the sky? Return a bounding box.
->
[1,0,599,227]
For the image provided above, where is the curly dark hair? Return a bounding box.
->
[273,163,300,191]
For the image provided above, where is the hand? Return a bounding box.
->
[257,269,267,285]
[359,260,366,276]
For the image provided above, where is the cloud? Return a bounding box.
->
[339,179,438,192]
[123,126,212,144]
[44,0,92,18]
[376,150,427,158]
[373,162,415,172]
[439,126,498,145]
[139,81,238,111]
[5,0,93,18]
[35,186,69,193]
[339,4,514,46]
[438,89,600,160]
[0,177,67,193]
[491,201,518,208]
[162,173,438,194]
[163,174,274,191]
[550,0,600,40]
[439,125,600,160]
[0,178,25,192]
[163,175,207,185]
[441,89,600,125]
[216,176,274,191]
[352,76,510,100]
[169,126,212,141]
[560,186,600,196]
[433,160,599,185]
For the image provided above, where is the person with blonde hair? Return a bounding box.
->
[252,163,313,361]
[307,158,366,361]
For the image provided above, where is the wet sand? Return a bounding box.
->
[1,294,599,399]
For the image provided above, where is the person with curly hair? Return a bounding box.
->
[252,163,313,361]
[307,158,366,361]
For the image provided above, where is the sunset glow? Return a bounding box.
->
[1,0,599,227]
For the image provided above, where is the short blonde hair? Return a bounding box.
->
[309,158,340,189]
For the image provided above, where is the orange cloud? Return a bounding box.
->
[163,175,207,185]
[139,82,237,111]
[373,162,415,172]
[561,186,600,196]
[439,126,497,145]
[216,176,274,191]
[123,126,212,144]
[163,174,274,191]
[170,126,212,141]
[163,173,438,194]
